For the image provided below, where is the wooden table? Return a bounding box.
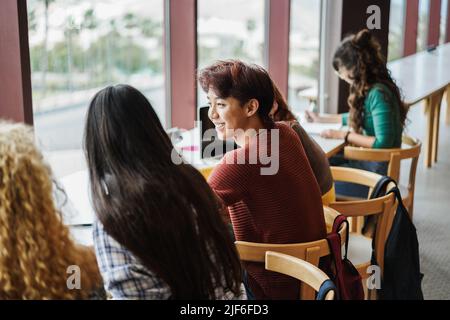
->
[312,134,345,158]
[388,43,450,167]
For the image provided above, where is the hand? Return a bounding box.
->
[320,129,347,140]
[305,110,320,123]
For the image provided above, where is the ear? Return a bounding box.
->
[245,99,259,118]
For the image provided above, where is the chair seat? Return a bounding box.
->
[347,233,372,270]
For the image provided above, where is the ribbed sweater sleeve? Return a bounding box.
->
[208,150,252,206]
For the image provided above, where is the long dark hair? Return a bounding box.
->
[198,60,276,127]
[333,29,408,133]
[83,84,242,299]
[271,81,297,122]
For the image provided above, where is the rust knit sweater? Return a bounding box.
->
[208,122,326,299]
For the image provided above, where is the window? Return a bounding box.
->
[417,0,430,52]
[197,0,266,105]
[440,0,448,44]
[27,0,165,176]
[388,0,406,61]
[288,0,321,113]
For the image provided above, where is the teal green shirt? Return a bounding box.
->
[341,83,402,149]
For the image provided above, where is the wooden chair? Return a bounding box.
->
[235,206,346,300]
[343,135,421,218]
[265,251,335,300]
[329,167,397,298]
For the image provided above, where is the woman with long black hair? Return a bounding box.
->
[84,84,244,299]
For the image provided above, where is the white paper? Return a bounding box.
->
[296,112,342,135]
[59,170,95,226]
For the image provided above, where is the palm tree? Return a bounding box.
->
[81,8,98,87]
[140,18,158,38]
[28,9,38,33]
[64,15,80,92]
[106,19,118,82]
[41,0,55,97]
[122,12,139,75]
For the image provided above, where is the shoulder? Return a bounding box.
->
[277,120,305,137]
[367,83,392,101]
[93,220,171,299]
[208,147,251,186]
[272,121,301,142]
[93,220,152,277]
[93,221,139,271]
[366,83,394,109]
[274,121,293,132]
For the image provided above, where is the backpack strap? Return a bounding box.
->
[326,220,346,300]
[370,176,397,199]
[386,186,412,222]
[366,175,398,263]
[368,183,411,268]
[331,215,350,259]
[316,279,337,300]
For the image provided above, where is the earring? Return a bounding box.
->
[101,179,109,196]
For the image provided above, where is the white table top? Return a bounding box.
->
[387,43,450,106]
[292,43,450,107]
[310,134,345,158]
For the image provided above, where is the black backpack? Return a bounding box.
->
[369,176,424,300]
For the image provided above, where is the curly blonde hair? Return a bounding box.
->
[0,121,101,299]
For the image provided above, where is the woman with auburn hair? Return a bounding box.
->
[0,121,102,299]
[269,83,334,204]
[198,60,326,300]
[306,29,408,197]
[84,84,244,300]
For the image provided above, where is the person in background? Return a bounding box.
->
[306,29,408,198]
[0,121,102,299]
[269,83,335,205]
[199,60,326,300]
[84,84,245,300]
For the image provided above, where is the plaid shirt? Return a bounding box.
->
[93,221,246,300]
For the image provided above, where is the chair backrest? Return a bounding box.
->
[329,167,397,274]
[235,206,346,299]
[265,251,335,300]
[343,135,421,208]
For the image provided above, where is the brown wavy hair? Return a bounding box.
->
[0,121,101,299]
[270,81,297,122]
[333,29,408,133]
